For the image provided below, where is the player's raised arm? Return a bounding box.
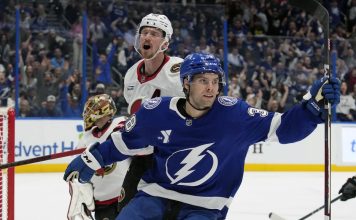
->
[271,76,340,144]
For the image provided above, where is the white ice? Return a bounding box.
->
[15,171,356,220]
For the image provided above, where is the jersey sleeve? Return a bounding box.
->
[97,107,154,165]
[234,99,322,145]
[275,103,323,144]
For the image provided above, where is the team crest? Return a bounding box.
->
[166,143,218,186]
[95,162,117,176]
[170,62,181,73]
[218,96,238,106]
[143,97,162,109]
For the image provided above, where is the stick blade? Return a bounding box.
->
[269,212,287,220]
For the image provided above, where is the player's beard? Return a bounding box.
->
[188,93,215,111]
[141,47,157,59]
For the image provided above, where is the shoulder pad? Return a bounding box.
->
[217,96,238,106]
[143,97,162,110]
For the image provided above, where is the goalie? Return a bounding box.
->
[65,94,130,220]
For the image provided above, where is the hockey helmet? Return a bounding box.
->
[137,13,173,42]
[83,94,117,130]
[180,53,226,86]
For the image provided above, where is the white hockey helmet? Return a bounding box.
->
[138,13,173,42]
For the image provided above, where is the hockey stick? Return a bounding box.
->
[287,0,332,218]
[0,148,85,169]
[269,195,341,220]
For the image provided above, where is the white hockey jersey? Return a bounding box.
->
[124,55,185,114]
[77,116,131,203]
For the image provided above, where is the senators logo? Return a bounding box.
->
[95,162,117,176]
[170,62,181,73]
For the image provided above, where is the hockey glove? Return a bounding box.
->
[64,142,105,183]
[303,76,340,119]
[67,176,95,220]
[339,176,356,201]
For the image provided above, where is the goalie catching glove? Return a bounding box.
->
[303,76,340,119]
[67,175,95,220]
[64,142,105,183]
[339,176,356,201]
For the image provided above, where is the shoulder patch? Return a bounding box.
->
[143,97,162,110]
[170,62,181,73]
[125,114,136,132]
[218,96,238,106]
[247,107,268,117]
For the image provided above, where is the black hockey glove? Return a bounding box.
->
[339,176,356,201]
[303,76,340,119]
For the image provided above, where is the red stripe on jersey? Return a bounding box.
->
[136,55,170,83]
[95,197,119,205]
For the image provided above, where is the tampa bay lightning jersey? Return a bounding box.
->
[98,96,322,211]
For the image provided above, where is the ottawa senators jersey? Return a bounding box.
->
[77,116,131,203]
[124,55,184,114]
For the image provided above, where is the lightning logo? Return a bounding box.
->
[166,143,218,186]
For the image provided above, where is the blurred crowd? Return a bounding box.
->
[0,0,355,121]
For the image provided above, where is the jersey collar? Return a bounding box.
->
[136,55,170,83]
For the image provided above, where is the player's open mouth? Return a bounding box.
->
[143,44,151,50]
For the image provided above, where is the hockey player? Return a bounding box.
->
[124,13,184,114]
[119,13,185,214]
[65,94,130,220]
[339,176,356,201]
[64,53,340,219]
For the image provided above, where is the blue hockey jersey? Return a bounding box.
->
[98,96,322,210]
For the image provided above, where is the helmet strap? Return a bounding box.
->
[135,38,168,61]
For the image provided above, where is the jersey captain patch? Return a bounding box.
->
[143,97,162,110]
[218,96,238,106]
[170,62,181,73]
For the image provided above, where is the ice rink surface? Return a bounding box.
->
[15,171,356,220]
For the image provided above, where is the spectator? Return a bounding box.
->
[38,95,62,117]
[336,81,356,121]
[46,0,63,19]
[0,33,11,65]
[50,48,66,70]
[19,98,37,117]
[228,48,246,73]
[64,0,81,25]
[92,38,118,85]
[89,16,107,48]
[343,47,356,69]
[110,86,128,115]
[30,4,48,33]
[20,65,38,93]
[37,71,59,103]
[94,83,105,95]
[0,70,11,107]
